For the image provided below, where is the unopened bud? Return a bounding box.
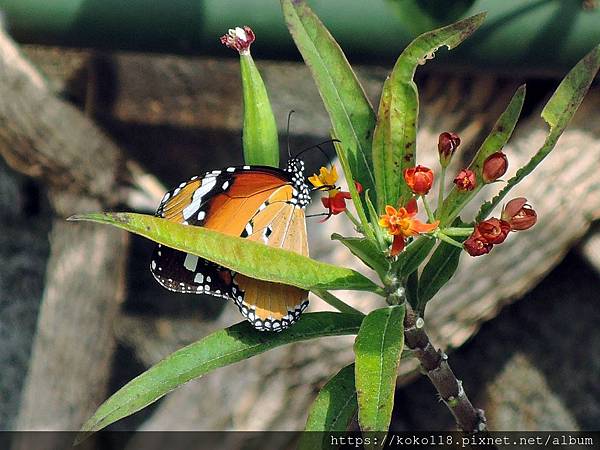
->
[438,132,461,167]
[482,152,508,183]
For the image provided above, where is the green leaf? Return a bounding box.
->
[440,84,526,226]
[281,0,377,195]
[240,54,280,167]
[541,45,600,131]
[68,213,381,293]
[417,242,462,314]
[299,363,357,450]
[364,189,387,250]
[333,139,375,242]
[393,236,436,278]
[477,44,600,221]
[332,233,389,280]
[78,312,364,438]
[354,305,405,438]
[372,13,486,211]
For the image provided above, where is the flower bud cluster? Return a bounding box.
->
[464,198,537,256]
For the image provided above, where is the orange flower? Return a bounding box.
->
[404,165,434,195]
[379,199,439,255]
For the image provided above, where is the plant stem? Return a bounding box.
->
[344,208,362,232]
[421,195,435,223]
[435,232,464,249]
[443,227,474,237]
[312,289,364,315]
[437,166,446,217]
[402,302,488,434]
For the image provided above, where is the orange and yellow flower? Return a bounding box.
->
[309,165,362,221]
[379,199,439,256]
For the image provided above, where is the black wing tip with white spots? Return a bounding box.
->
[150,244,241,298]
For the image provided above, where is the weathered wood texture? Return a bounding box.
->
[0,29,134,432]
[15,208,128,431]
[0,35,120,204]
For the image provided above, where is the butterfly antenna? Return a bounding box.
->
[286,110,295,159]
[294,139,339,168]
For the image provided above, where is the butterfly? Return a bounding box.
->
[150,158,312,331]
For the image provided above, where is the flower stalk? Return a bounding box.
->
[437,166,447,211]
[221,26,279,167]
[421,195,435,223]
[435,232,464,249]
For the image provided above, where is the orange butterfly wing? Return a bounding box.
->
[151,165,309,331]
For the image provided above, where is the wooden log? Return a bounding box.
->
[14,197,128,431]
[0,29,136,435]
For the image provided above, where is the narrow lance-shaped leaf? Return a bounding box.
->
[240,46,280,166]
[68,213,382,293]
[417,241,462,314]
[79,312,364,438]
[354,305,405,442]
[331,233,389,281]
[393,235,436,278]
[299,363,357,450]
[477,44,600,221]
[333,138,376,242]
[364,188,387,250]
[440,84,526,226]
[372,13,486,211]
[281,0,377,196]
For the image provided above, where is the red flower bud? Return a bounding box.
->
[354,181,363,194]
[453,169,476,191]
[501,197,537,231]
[464,230,493,257]
[476,218,511,244]
[438,132,461,167]
[482,152,508,183]
[220,26,255,55]
[404,165,434,195]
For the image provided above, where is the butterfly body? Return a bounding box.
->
[151,159,311,331]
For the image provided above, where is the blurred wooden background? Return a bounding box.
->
[1,25,599,443]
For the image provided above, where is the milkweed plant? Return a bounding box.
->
[69,0,600,444]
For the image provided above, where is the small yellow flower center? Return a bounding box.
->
[380,208,413,237]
